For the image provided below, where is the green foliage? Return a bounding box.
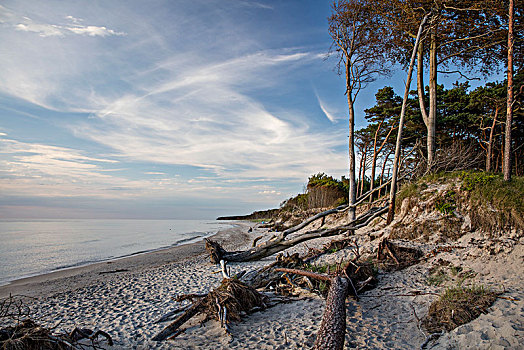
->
[393,170,524,231]
[354,71,524,177]
[427,269,448,286]
[456,171,523,230]
[460,171,498,191]
[318,281,329,294]
[450,265,462,276]
[305,262,339,275]
[440,285,491,302]
[307,173,344,190]
[280,193,309,211]
[435,190,456,215]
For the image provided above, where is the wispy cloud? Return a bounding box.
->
[238,1,274,10]
[315,89,340,123]
[70,50,345,183]
[13,14,125,37]
[0,0,350,218]
[0,137,191,199]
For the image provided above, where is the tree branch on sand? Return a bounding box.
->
[205,205,388,263]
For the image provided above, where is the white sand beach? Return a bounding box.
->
[1,218,522,349]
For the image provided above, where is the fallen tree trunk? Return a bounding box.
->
[278,178,394,238]
[152,299,205,341]
[274,266,356,350]
[313,276,350,350]
[206,205,388,262]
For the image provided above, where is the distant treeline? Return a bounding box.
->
[216,209,279,221]
[217,173,348,220]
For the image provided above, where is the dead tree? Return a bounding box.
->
[153,262,270,342]
[206,205,388,263]
[206,176,395,264]
[313,276,351,350]
[275,261,364,350]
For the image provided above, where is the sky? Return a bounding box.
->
[0,0,493,219]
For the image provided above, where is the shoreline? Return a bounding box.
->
[1,213,521,349]
[0,221,251,299]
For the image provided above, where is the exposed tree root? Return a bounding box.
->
[153,277,270,342]
[376,238,424,270]
[0,295,113,350]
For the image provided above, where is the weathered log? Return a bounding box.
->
[274,269,351,349]
[252,235,264,247]
[152,298,205,341]
[155,304,192,324]
[274,268,331,282]
[279,179,393,237]
[313,276,350,350]
[206,206,388,262]
[280,204,348,237]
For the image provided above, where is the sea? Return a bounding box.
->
[0,219,233,286]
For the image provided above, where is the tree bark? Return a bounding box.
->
[504,0,514,181]
[357,142,366,198]
[369,121,383,202]
[378,150,392,198]
[313,276,350,350]
[152,299,204,341]
[359,143,368,199]
[387,13,429,224]
[427,27,437,170]
[417,41,429,127]
[486,108,499,172]
[348,89,357,221]
[370,124,395,202]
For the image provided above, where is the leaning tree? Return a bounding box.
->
[328,0,390,221]
[373,0,508,170]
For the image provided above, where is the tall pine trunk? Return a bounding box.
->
[387,13,429,224]
[427,28,437,170]
[504,0,514,181]
[347,85,356,221]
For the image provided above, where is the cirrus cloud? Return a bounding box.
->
[11,11,125,38]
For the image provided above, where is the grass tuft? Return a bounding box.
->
[422,285,496,333]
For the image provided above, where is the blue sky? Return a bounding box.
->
[0,1,493,219]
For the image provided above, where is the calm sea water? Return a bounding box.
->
[0,219,232,286]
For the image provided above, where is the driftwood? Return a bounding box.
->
[206,205,388,262]
[261,179,394,241]
[313,276,351,350]
[153,269,270,342]
[152,298,205,341]
[275,261,363,350]
[0,295,113,350]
